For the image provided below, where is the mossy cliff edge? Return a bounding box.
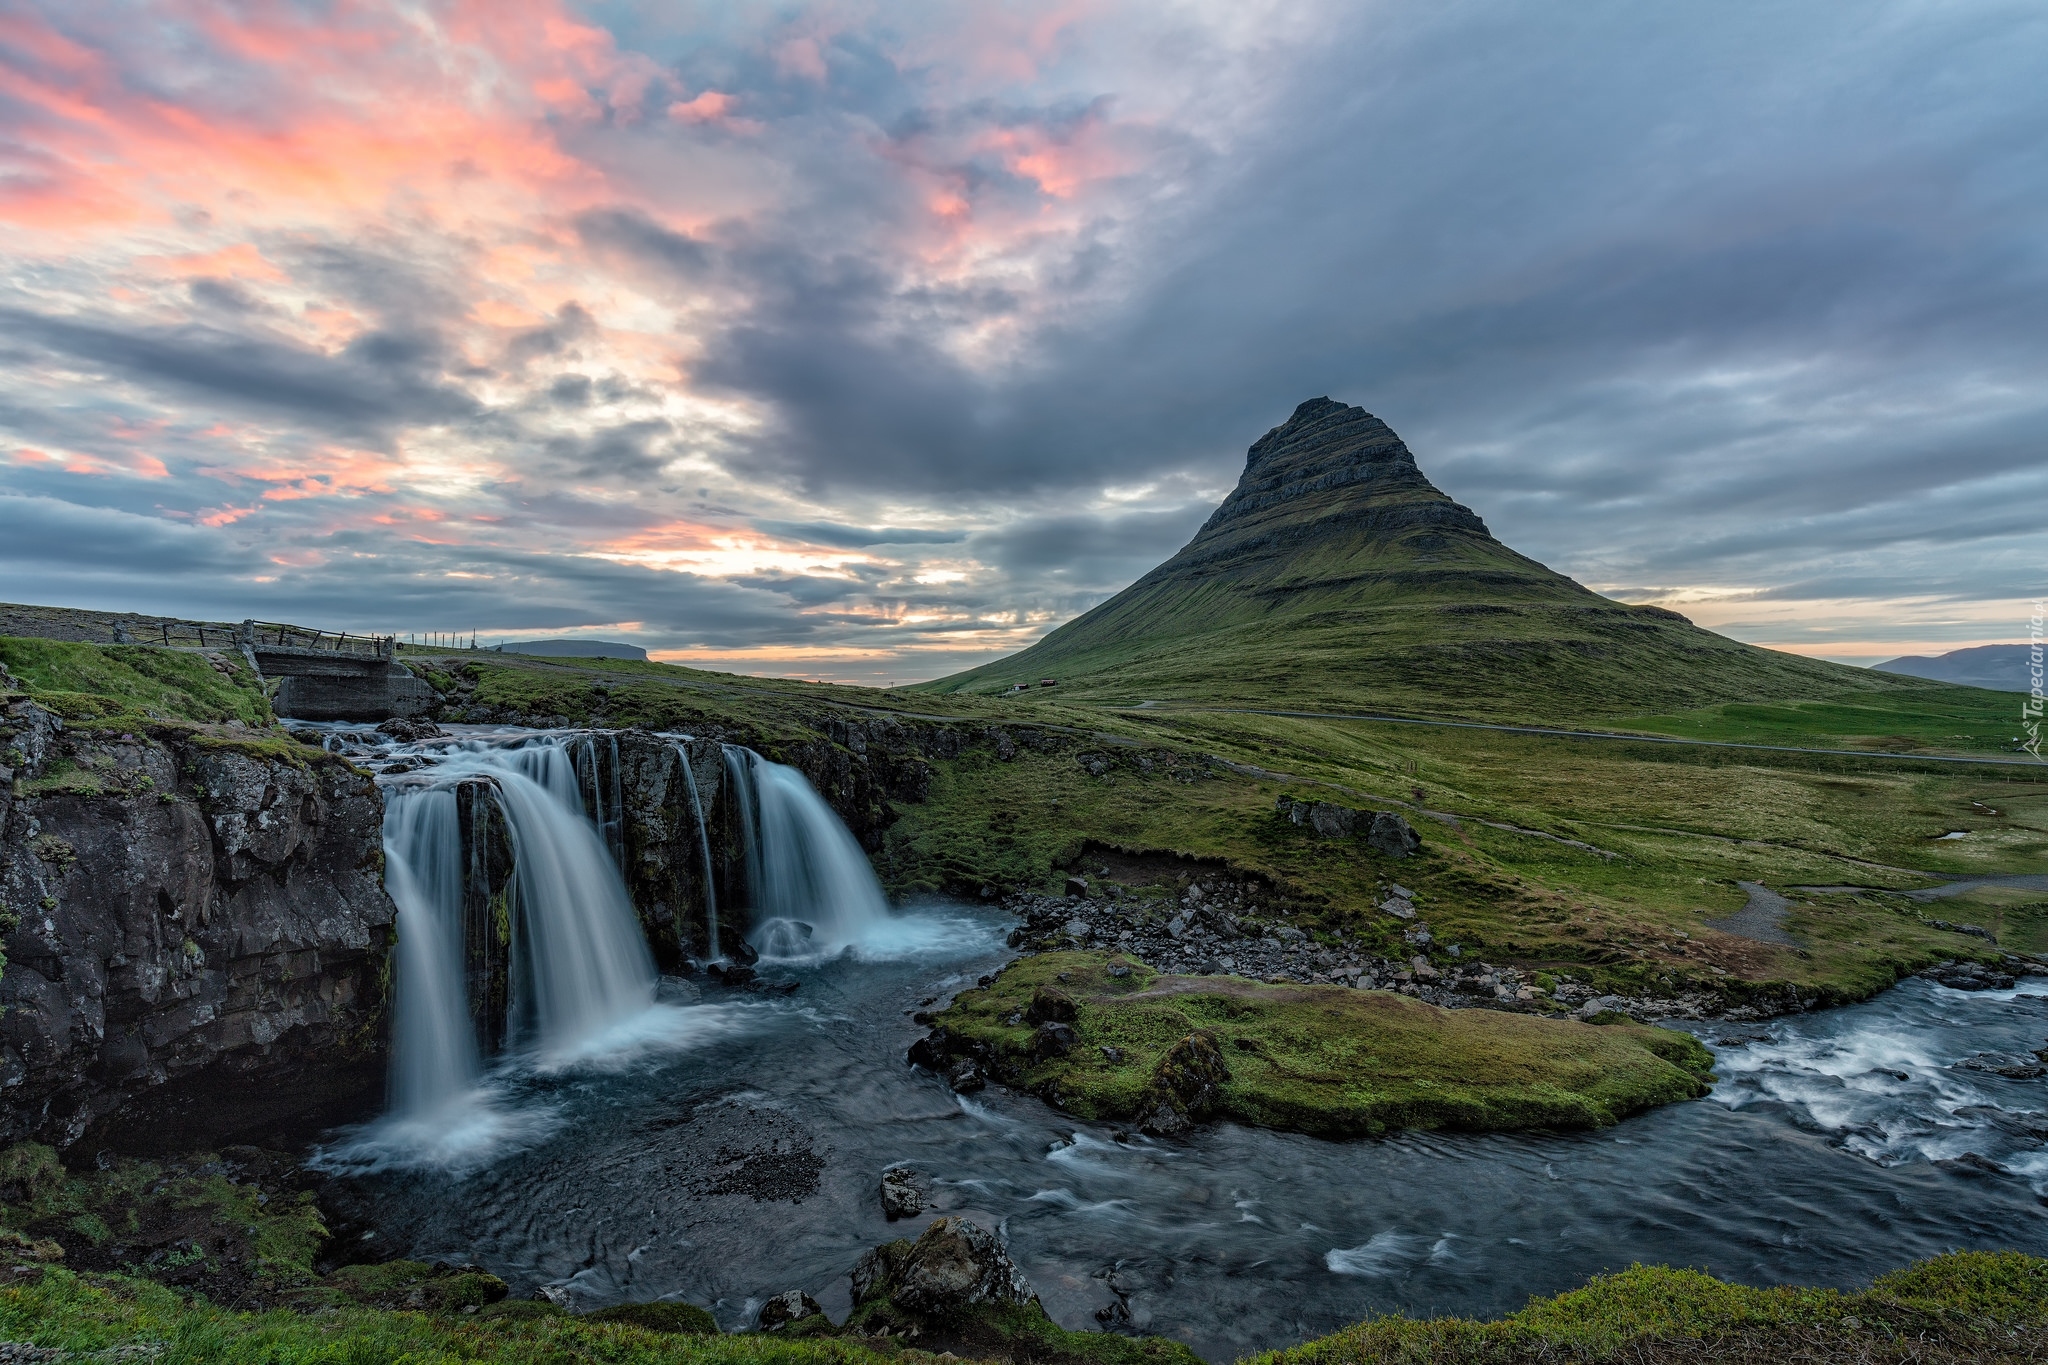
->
[914,952,1713,1138]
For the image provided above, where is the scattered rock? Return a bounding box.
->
[1954,1051,2047,1080]
[1365,812,1421,858]
[1064,876,1089,897]
[944,1058,986,1093]
[1024,985,1077,1024]
[1138,1031,1229,1137]
[708,962,758,987]
[852,1217,1036,1315]
[758,1289,823,1330]
[376,717,446,743]
[1922,960,2018,991]
[1936,1151,2010,1177]
[880,1167,925,1219]
[1031,1022,1079,1060]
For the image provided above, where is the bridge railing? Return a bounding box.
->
[243,621,394,657]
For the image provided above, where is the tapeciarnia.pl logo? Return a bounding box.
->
[2025,599,2045,761]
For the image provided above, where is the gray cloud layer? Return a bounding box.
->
[3,0,2045,673]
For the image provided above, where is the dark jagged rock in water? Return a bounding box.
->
[0,701,392,1151]
[1922,959,2018,991]
[926,397,1932,718]
[1954,1052,2047,1080]
[852,1216,1037,1316]
[879,1167,924,1219]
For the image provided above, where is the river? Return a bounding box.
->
[316,904,2048,1361]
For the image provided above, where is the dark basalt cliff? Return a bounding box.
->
[0,699,393,1151]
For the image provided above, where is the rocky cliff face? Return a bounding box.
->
[0,699,393,1151]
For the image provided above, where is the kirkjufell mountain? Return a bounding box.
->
[930,398,1920,718]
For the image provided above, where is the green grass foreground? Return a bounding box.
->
[4,1251,2044,1365]
[928,953,1714,1136]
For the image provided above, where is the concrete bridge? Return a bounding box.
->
[232,624,434,722]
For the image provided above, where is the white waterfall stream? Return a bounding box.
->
[723,746,891,960]
[670,740,721,961]
[380,734,656,1120]
[382,785,480,1114]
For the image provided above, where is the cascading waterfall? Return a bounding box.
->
[381,734,657,1117]
[722,746,890,959]
[671,740,721,961]
[383,785,481,1114]
[574,734,626,870]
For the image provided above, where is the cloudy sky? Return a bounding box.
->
[2,1,2043,682]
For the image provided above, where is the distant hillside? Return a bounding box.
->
[1876,644,2037,693]
[925,398,1930,721]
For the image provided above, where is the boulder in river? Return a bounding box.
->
[1954,1051,2048,1080]
[880,1167,925,1219]
[1922,960,2018,991]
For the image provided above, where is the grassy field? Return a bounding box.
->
[350,647,2048,1007]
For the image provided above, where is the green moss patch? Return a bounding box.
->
[0,637,269,727]
[0,1144,331,1302]
[926,952,1714,1137]
[1259,1251,2048,1365]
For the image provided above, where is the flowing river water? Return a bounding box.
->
[310,727,2048,1361]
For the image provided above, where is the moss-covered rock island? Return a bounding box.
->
[913,951,1714,1138]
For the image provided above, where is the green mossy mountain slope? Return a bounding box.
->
[925,398,1927,721]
